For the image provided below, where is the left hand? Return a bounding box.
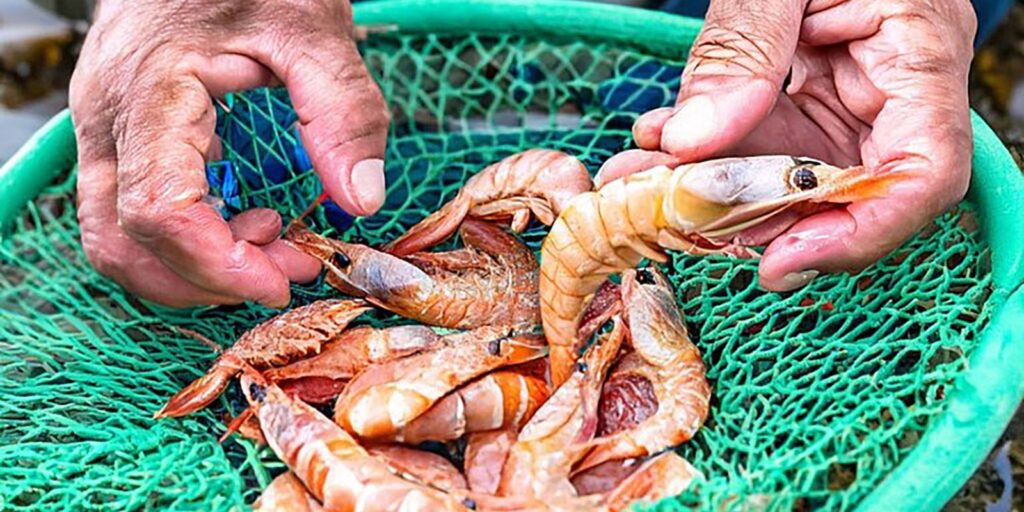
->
[597,0,977,291]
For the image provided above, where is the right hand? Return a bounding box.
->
[70,0,389,308]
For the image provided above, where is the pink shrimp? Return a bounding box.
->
[334,327,548,440]
[576,267,710,472]
[243,378,472,511]
[287,219,540,330]
[384,149,593,257]
[155,299,369,419]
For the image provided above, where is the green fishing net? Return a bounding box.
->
[0,30,994,511]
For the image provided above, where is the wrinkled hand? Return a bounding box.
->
[598,0,977,291]
[71,0,389,308]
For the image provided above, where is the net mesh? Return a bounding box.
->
[0,32,995,511]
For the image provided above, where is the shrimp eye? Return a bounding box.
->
[462,498,477,510]
[487,339,502,356]
[332,252,351,268]
[636,268,656,285]
[248,383,267,403]
[575,361,588,373]
[791,168,818,191]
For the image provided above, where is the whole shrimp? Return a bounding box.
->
[242,379,472,512]
[384,149,594,257]
[155,299,370,418]
[395,359,551,444]
[265,325,442,404]
[577,267,710,471]
[288,219,540,330]
[497,319,626,500]
[540,155,899,384]
[334,327,548,440]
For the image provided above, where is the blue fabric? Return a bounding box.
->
[657,0,1012,48]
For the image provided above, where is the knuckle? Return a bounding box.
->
[117,200,176,239]
[687,24,789,79]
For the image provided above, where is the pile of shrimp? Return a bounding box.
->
[155,148,896,511]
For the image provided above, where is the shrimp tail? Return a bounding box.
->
[154,361,237,419]
[383,194,472,257]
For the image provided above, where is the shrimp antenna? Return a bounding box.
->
[287,191,329,231]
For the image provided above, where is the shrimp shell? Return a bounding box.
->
[247,381,470,512]
[334,327,548,440]
[385,149,593,257]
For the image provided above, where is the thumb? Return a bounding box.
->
[249,18,390,216]
[638,0,807,159]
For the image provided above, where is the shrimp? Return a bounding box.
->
[604,451,701,512]
[264,325,442,404]
[365,445,468,493]
[242,379,472,512]
[576,267,710,471]
[570,459,641,496]
[540,155,900,384]
[334,327,548,440]
[252,472,324,512]
[464,429,519,494]
[497,319,626,500]
[395,359,550,444]
[287,219,539,330]
[155,299,370,418]
[384,149,594,257]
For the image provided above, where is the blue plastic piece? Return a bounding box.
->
[204,160,241,219]
[322,198,355,232]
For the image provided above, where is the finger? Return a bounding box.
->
[188,52,277,98]
[758,193,929,292]
[246,13,390,216]
[661,0,807,159]
[802,0,976,55]
[116,73,292,308]
[632,107,673,150]
[594,149,682,188]
[76,157,243,308]
[261,240,322,284]
[228,208,282,245]
[206,135,223,162]
[98,231,244,308]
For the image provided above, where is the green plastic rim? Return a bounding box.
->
[1,1,1022,510]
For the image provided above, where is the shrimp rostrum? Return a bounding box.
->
[540,155,901,384]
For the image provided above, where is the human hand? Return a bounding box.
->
[597,0,977,291]
[70,0,389,308]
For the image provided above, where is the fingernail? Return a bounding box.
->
[778,270,820,292]
[350,159,386,215]
[661,95,715,154]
